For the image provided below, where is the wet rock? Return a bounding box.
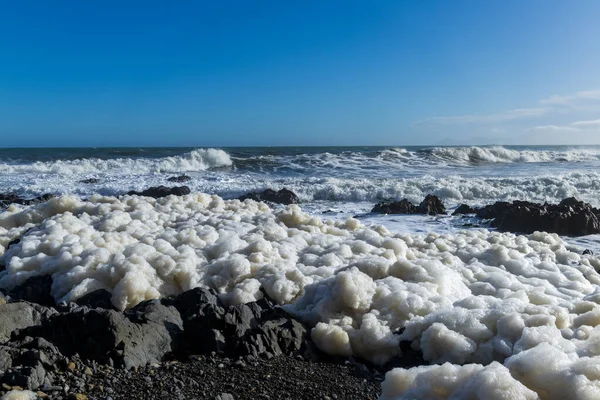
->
[238,189,299,205]
[167,175,192,183]
[466,198,600,236]
[372,199,418,214]
[79,178,100,184]
[452,204,478,215]
[0,194,54,209]
[126,186,191,199]
[418,195,446,215]
[372,195,446,215]
[583,249,594,255]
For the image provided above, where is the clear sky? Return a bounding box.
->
[2,0,600,147]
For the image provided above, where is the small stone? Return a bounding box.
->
[84,367,93,376]
[67,362,76,371]
[68,394,88,400]
[1,384,11,391]
[11,386,23,391]
[37,392,50,399]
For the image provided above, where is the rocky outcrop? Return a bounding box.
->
[455,198,600,236]
[372,195,446,215]
[0,194,54,209]
[452,204,478,215]
[80,178,100,184]
[167,175,192,183]
[239,189,300,205]
[450,198,600,236]
[126,186,191,199]
[0,282,313,391]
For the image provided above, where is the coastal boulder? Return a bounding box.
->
[452,204,478,215]
[464,197,600,236]
[16,300,183,368]
[167,175,192,183]
[0,302,56,343]
[372,195,447,215]
[126,185,191,199]
[418,195,446,215]
[372,199,419,214]
[239,188,300,205]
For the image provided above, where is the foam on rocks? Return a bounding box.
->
[2,194,600,399]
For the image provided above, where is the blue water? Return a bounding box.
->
[1,145,600,211]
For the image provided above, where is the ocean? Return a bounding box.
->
[2,145,600,249]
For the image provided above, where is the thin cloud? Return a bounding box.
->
[571,118,600,129]
[417,89,600,125]
[415,108,548,125]
[540,90,600,107]
[527,119,600,134]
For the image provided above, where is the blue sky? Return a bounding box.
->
[1,0,600,147]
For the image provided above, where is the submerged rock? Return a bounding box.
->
[80,178,100,184]
[167,175,192,183]
[239,188,300,205]
[126,186,191,199]
[452,204,478,215]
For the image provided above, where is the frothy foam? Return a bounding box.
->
[2,194,600,399]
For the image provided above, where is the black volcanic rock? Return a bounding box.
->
[372,199,419,214]
[80,178,100,184]
[0,193,54,208]
[461,197,600,236]
[453,204,478,215]
[127,185,191,199]
[418,194,446,215]
[239,188,300,205]
[167,175,192,183]
[372,195,446,215]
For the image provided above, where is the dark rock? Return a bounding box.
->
[372,195,447,215]
[126,186,191,199]
[17,300,183,368]
[167,175,192,183]
[372,199,418,214]
[475,202,511,220]
[0,193,54,208]
[0,302,57,343]
[583,249,594,255]
[467,198,600,236]
[80,178,100,184]
[75,290,116,310]
[9,275,55,307]
[0,337,63,390]
[239,188,300,205]
[418,195,446,215]
[452,204,478,215]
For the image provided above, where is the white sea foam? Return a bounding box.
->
[2,194,600,399]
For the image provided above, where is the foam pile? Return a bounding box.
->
[2,194,600,399]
